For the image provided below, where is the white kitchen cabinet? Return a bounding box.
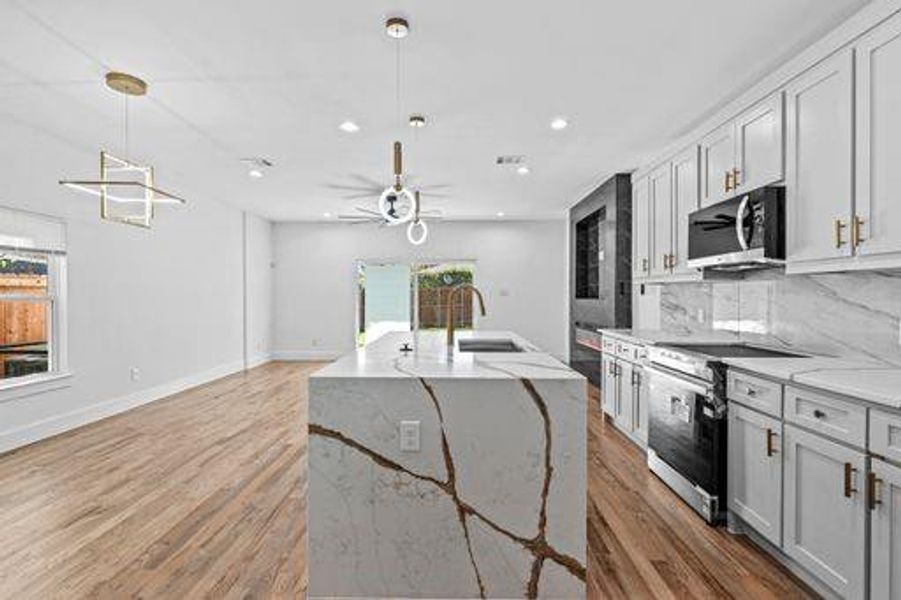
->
[631,366,647,445]
[785,48,855,266]
[670,145,700,275]
[615,360,635,432]
[699,92,784,209]
[700,122,735,208]
[855,12,901,260]
[783,423,866,599]
[632,176,650,279]
[728,405,783,547]
[649,164,672,278]
[870,457,901,600]
[600,349,646,446]
[601,354,617,417]
[733,92,784,195]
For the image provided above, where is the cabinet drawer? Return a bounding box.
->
[784,386,867,448]
[727,370,783,417]
[601,336,618,354]
[870,409,901,464]
[616,341,644,362]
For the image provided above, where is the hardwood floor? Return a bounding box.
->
[0,363,816,599]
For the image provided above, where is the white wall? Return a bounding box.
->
[244,214,274,368]
[0,125,273,453]
[273,220,568,360]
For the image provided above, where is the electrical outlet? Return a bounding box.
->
[697,308,706,323]
[399,420,420,452]
[130,367,140,382]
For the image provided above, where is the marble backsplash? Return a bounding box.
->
[635,270,901,367]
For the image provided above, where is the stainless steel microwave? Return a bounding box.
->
[687,186,785,271]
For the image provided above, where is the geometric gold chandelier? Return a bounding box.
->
[59,72,186,229]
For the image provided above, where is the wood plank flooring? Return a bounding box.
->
[0,363,816,599]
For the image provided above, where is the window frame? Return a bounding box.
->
[0,210,70,400]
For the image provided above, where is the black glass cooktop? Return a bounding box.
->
[664,343,806,359]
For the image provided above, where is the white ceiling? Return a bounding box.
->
[0,0,871,221]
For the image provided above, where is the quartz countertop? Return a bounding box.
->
[312,330,583,380]
[598,328,901,410]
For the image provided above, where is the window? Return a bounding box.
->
[355,261,476,347]
[0,206,68,389]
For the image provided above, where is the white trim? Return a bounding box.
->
[245,353,272,369]
[0,359,244,455]
[272,350,342,361]
[0,371,72,403]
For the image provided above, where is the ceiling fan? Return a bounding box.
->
[331,16,450,245]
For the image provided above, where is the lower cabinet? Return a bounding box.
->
[728,404,782,547]
[601,354,617,417]
[614,360,635,432]
[600,352,646,446]
[870,457,901,600]
[783,424,867,599]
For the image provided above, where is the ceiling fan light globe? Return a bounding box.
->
[378,186,415,225]
[407,219,428,245]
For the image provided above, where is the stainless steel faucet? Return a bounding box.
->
[446,284,487,350]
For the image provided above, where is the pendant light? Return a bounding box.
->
[378,17,416,225]
[59,72,186,229]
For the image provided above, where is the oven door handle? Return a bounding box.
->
[645,363,713,396]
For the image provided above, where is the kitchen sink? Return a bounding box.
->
[457,338,524,353]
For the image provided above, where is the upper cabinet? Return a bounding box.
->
[700,92,785,208]
[632,175,650,279]
[855,12,901,260]
[700,122,735,207]
[785,48,855,267]
[649,164,672,278]
[734,92,785,194]
[670,146,700,275]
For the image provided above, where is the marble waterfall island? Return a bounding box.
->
[307,331,587,599]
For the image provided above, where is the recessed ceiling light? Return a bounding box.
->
[409,114,426,128]
[248,169,263,179]
[516,165,531,176]
[339,121,360,133]
[323,212,332,218]
[550,117,569,130]
[497,211,505,218]
[385,16,410,39]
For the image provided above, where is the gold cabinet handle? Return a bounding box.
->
[844,462,858,498]
[725,171,733,192]
[732,168,741,188]
[662,253,669,270]
[852,215,866,247]
[669,253,676,271]
[642,258,649,272]
[765,428,777,457]
[868,472,883,510]
[834,219,847,248]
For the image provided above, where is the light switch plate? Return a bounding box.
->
[399,420,421,452]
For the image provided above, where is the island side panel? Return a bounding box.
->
[307,375,587,599]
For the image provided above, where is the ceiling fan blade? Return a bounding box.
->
[348,174,387,188]
[323,183,383,193]
[354,207,381,216]
[339,192,379,200]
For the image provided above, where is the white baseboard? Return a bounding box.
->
[272,350,342,361]
[245,352,273,369]
[0,359,246,455]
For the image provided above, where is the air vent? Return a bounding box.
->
[241,157,274,168]
[495,155,525,166]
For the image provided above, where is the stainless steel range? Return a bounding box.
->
[644,342,804,524]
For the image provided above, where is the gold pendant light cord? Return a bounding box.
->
[123,94,130,161]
